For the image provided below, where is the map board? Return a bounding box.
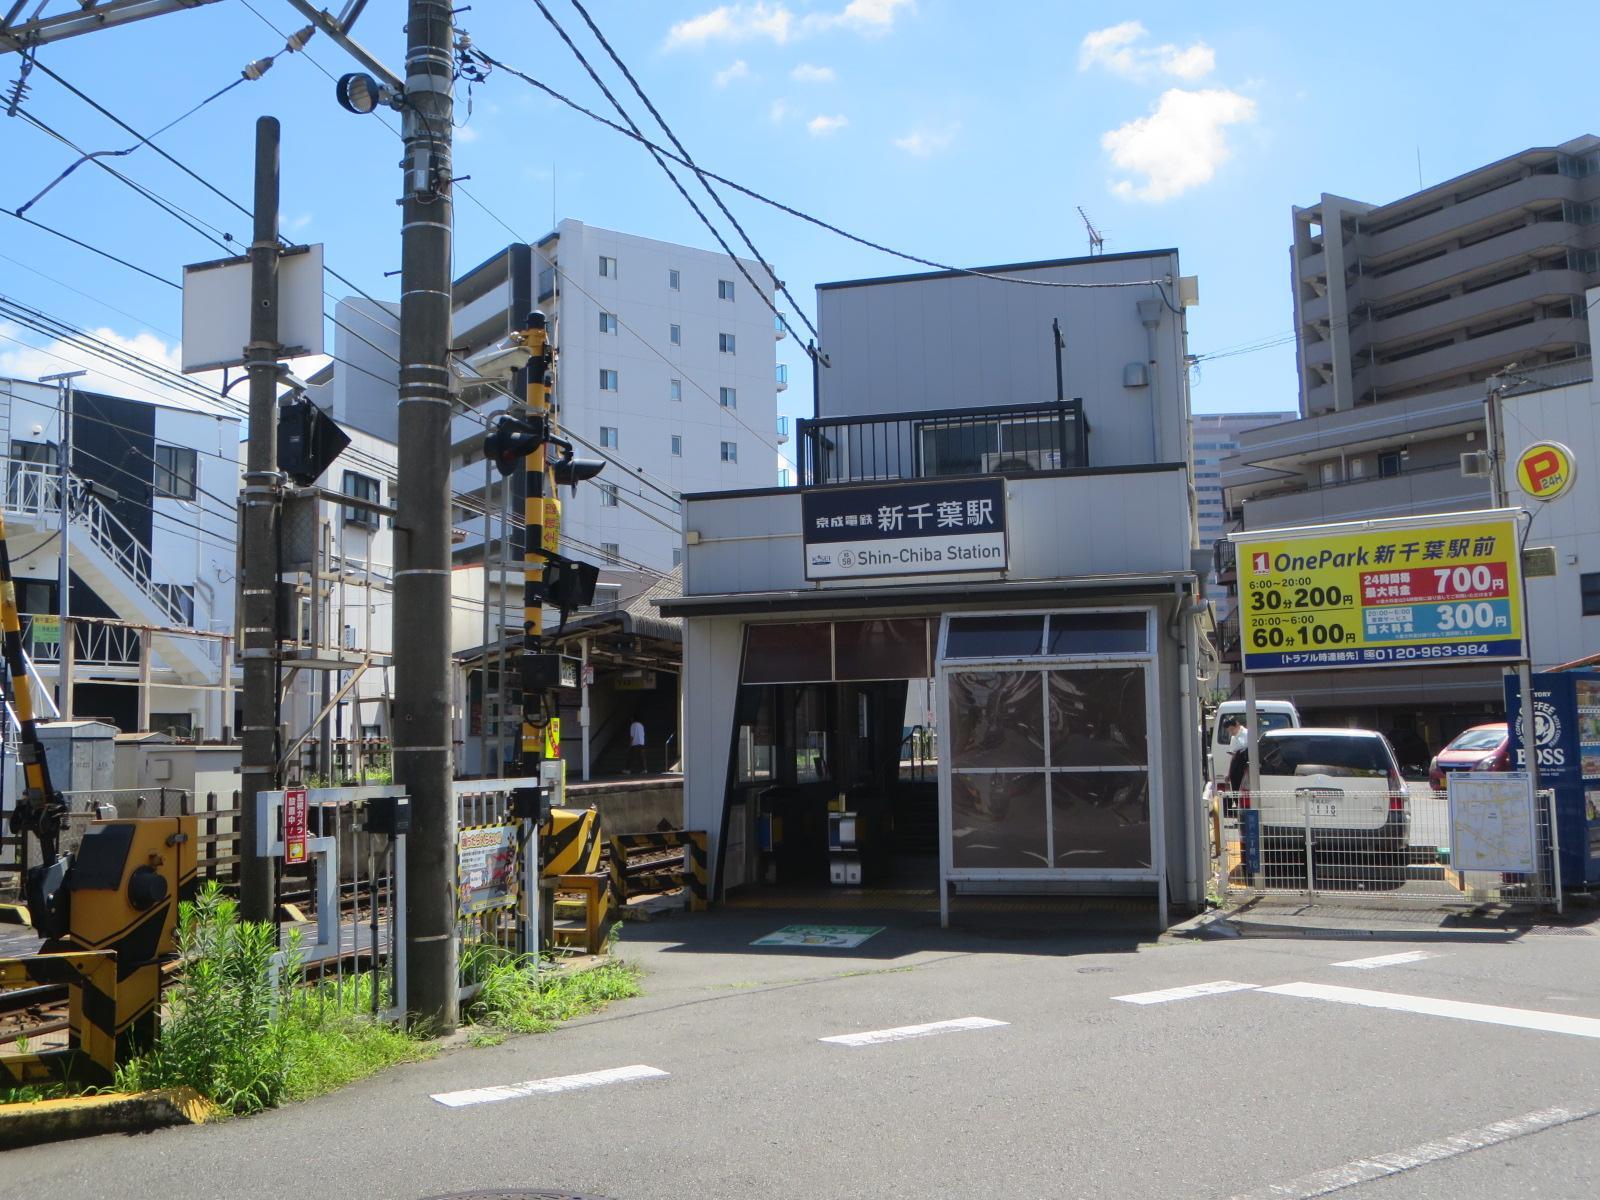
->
[1448,772,1537,873]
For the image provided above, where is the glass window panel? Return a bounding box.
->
[1047,612,1148,655]
[948,671,1043,768]
[742,623,832,683]
[1050,772,1151,870]
[945,615,1043,659]
[791,685,830,783]
[1048,669,1147,766]
[951,772,1048,869]
[734,685,776,784]
[834,618,930,681]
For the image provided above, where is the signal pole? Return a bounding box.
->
[238,115,283,922]
[393,0,458,1030]
[521,315,554,773]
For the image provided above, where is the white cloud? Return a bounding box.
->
[791,63,835,83]
[0,324,230,410]
[665,3,793,48]
[769,98,792,123]
[455,123,481,143]
[807,113,849,137]
[1078,20,1214,82]
[1101,87,1256,202]
[664,0,911,49]
[714,59,751,87]
[285,213,314,233]
[893,123,958,157]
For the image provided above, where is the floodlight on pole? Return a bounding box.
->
[335,72,394,115]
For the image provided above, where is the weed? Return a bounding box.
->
[460,943,641,1035]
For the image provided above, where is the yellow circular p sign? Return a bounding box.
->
[1515,441,1576,502]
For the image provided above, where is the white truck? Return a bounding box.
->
[1207,699,1301,785]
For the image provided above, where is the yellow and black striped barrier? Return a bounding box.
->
[606,830,710,912]
[0,951,119,1088]
[541,806,603,879]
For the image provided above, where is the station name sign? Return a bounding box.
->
[1231,512,1524,673]
[802,476,1007,581]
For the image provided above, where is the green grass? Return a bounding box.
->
[461,943,642,1035]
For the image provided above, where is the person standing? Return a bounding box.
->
[629,717,647,774]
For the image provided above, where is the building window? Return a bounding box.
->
[1319,461,1340,486]
[718,279,735,301]
[154,444,197,500]
[672,548,683,567]
[599,311,618,334]
[342,471,380,528]
[599,255,617,278]
[1583,572,1600,616]
[1378,451,1403,478]
[719,332,736,354]
[670,435,683,457]
[600,426,619,448]
[668,268,680,290]
[721,441,737,463]
[669,378,682,402]
[599,369,618,392]
[599,482,619,507]
[670,323,681,346]
[720,387,737,408]
[601,542,620,564]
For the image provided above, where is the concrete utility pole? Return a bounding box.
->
[394,0,458,1030]
[238,115,283,922]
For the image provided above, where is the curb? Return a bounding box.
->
[1164,909,1239,939]
[0,1087,217,1151]
[1214,917,1526,943]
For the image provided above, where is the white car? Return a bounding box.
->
[1234,728,1410,879]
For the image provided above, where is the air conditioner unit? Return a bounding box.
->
[981,448,1062,475]
[1460,451,1491,478]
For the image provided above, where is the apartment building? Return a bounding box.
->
[1219,135,1599,747]
[1192,409,1294,576]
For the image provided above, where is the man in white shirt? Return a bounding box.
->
[629,718,646,774]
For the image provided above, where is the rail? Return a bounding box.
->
[795,399,1087,487]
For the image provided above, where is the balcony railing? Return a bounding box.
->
[795,399,1087,487]
[774,313,788,341]
[775,363,789,392]
[776,415,790,444]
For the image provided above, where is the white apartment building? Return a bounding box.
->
[328,221,789,580]
[1191,411,1296,551]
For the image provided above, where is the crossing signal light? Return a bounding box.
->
[552,455,606,495]
[532,552,600,625]
[483,415,549,477]
[277,396,351,486]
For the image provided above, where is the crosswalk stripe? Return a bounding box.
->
[1260,982,1600,1039]
[1112,980,1259,1005]
[820,1017,1007,1047]
[431,1064,668,1108]
[1334,950,1440,970]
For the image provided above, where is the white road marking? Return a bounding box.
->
[1112,980,1259,1005]
[1333,950,1440,970]
[1261,982,1600,1039]
[431,1064,668,1108]
[1227,1104,1597,1200]
[819,1017,1007,1047]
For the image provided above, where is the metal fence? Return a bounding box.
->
[454,777,542,1001]
[1216,783,1558,908]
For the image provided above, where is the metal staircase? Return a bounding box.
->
[3,459,218,682]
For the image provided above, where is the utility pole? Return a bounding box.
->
[238,115,283,923]
[393,0,458,1030]
[39,369,83,713]
[522,313,552,774]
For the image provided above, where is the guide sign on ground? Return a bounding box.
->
[1448,772,1538,874]
[1231,512,1524,673]
[751,924,884,948]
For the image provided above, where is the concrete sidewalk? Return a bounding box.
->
[1178,895,1600,942]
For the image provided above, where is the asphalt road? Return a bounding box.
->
[10,909,1600,1199]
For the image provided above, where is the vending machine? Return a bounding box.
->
[1504,668,1600,889]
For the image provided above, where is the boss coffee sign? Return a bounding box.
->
[802,477,1008,581]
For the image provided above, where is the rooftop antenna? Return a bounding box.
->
[1078,207,1105,256]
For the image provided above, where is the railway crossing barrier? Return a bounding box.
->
[0,951,119,1088]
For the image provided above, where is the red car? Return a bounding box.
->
[1427,722,1510,791]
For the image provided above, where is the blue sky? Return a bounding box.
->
[2,0,1595,453]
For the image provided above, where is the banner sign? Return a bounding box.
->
[458,823,518,914]
[802,476,1007,581]
[1232,513,1524,673]
[30,615,60,647]
[284,787,308,865]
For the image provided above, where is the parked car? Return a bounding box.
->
[1427,722,1510,792]
[1208,698,1300,784]
[1232,727,1410,884]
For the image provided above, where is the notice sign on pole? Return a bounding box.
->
[284,787,309,865]
[1231,511,1524,673]
[30,615,60,647]
[1448,772,1537,874]
[458,823,518,914]
[802,476,1007,581]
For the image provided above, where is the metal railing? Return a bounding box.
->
[5,460,191,627]
[796,399,1087,486]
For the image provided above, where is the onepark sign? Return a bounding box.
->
[1231,511,1524,673]
[802,476,1007,581]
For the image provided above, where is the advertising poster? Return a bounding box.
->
[458,823,518,914]
[284,787,308,865]
[1233,515,1523,673]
